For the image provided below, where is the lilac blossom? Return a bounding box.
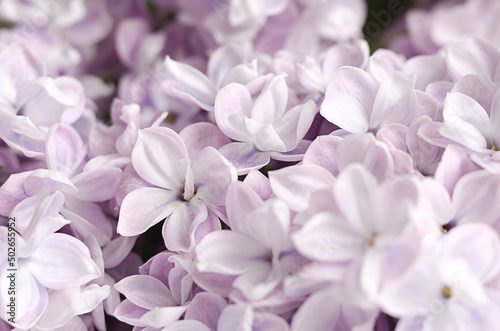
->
[214,74,317,173]
[196,181,295,301]
[1,1,500,330]
[117,124,236,252]
[0,193,105,329]
[320,66,418,135]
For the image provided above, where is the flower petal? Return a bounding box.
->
[45,124,87,177]
[164,56,216,111]
[71,167,122,201]
[26,233,101,289]
[370,72,417,130]
[269,164,335,212]
[251,74,288,125]
[184,292,227,331]
[131,127,188,190]
[441,223,500,283]
[225,181,263,233]
[24,169,77,196]
[196,230,268,275]
[218,142,270,175]
[115,275,176,309]
[214,83,254,141]
[179,122,231,161]
[320,66,377,134]
[192,147,237,206]
[118,187,181,236]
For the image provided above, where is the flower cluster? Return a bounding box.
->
[1,0,500,330]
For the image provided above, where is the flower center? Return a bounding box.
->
[440,226,448,234]
[442,286,452,299]
[368,235,375,247]
[181,191,196,201]
[491,146,498,152]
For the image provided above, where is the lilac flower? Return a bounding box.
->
[380,223,500,331]
[114,251,226,329]
[320,66,417,135]
[196,181,293,300]
[162,43,267,112]
[214,74,317,174]
[292,164,421,301]
[117,124,236,252]
[0,124,122,245]
[0,193,104,329]
[0,44,87,157]
[420,78,500,171]
[294,39,369,94]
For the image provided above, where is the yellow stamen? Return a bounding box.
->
[368,236,375,247]
[440,227,448,234]
[165,113,177,124]
[491,146,498,151]
[181,191,196,201]
[442,286,452,299]
[269,253,274,260]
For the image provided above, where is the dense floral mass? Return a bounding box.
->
[1,0,500,330]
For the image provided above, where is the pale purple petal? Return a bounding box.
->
[196,230,268,275]
[274,100,318,150]
[71,167,122,201]
[115,275,176,309]
[164,56,216,111]
[179,122,231,161]
[214,83,253,141]
[452,170,500,225]
[24,169,77,196]
[218,142,270,175]
[291,287,340,331]
[445,36,500,80]
[434,145,477,195]
[252,74,288,124]
[0,112,45,157]
[243,169,272,201]
[269,164,335,212]
[490,88,500,143]
[0,170,31,216]
[0,267,48,329]
[191,147,236,206]
[115,18,151,68]
[268,140,312,162]
[61,198,114,245]
[225,181,263,233]
[440,223,500,283]
[131,127,189,190]
[370,72,417,130]
[336,133,394,182]
[140,306,188,328]
[441,92,491,150]
[45,124,87,177]
[184,292,227,331]
[0,43,45,105]
[35,287,81,329]
[162,201,208,252]
[367,49,405,84]
[16,77,84,127]
[26,233,101,289]
[164,320,212,331]
[293,212,365,262]
[451,75,497,113]
[118,187,181,236]
[102,236,137,269]
[302,135,342,175]
[320,66,377,134]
